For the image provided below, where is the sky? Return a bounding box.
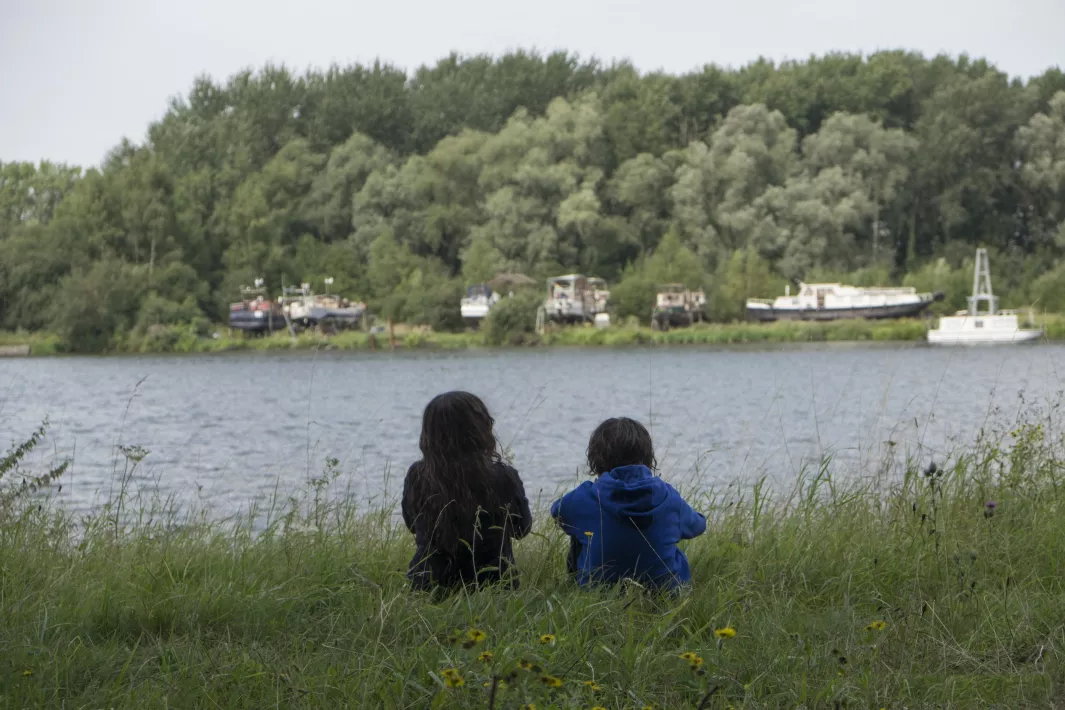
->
[2,0,1063,168]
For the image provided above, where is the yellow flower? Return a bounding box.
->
[539,633,556,645]
[865,620,887,632]
[584,680,602,691]
[22,669,33,677]
[467,628,487,643]
[441,668,465,688]
[517,659,541,672]
[482,679,507,689]
[584,531,594,537]
[539,674,563,688]
[519,705,537,710]
[714,626,737,639]
[591,706,608,710]
[477,651,494,663]
[678,651,698,662]
[689,656,704,669]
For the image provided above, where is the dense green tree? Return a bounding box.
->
[3,50,1065,348]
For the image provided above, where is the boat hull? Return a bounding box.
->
[928,328,1044,345]
[228,311,287,334]
[746,299,935,323]
[652,308,697,329]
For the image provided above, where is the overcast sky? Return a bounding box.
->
[2,0,1063,168]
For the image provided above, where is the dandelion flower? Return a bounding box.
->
[678,652,698,662]
[715,626,737,639]
[584,680,602,692]
[539,674,563,688]
[441,668,465,688]
[539,633,556,645]
[477,651,494,663]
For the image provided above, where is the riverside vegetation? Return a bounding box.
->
[2,406,1064,707]
[2,51,1065,352]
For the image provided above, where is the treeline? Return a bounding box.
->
[2,51,1065,350]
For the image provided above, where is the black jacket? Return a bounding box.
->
[401,461,533,592]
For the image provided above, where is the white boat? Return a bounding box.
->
[543,274,595,324]
[588,277,611,327]
[281,279,366,331]
[747,282,943,322]
[460,284,501,325]
[928,249,1043,345]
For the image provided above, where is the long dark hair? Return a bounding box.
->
[409,391,504,551]
[586,417,656,475]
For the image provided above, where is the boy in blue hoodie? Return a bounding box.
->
[550,417,706,590]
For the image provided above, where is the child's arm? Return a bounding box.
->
[401,464,418,533]
[671,487,707,540]
[504,467,534,539]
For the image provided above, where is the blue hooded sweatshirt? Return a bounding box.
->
[550,465,706,589]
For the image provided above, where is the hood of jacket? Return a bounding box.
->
[593,464,667,520]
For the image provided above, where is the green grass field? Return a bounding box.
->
[2,413,1063,708]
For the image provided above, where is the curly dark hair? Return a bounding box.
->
[586,417,656,475]
[407,391,504,551]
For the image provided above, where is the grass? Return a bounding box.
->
[6,313,1065,355]
[3,413,1065,708]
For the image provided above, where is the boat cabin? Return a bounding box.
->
[544,274,596,324]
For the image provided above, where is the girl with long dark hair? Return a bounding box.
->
[401,391,533,592]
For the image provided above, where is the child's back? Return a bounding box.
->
[551,418,705,589]
[402,391,532,592]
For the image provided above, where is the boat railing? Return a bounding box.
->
[747,298,775,305]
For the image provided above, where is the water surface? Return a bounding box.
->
[3,343,1063,516]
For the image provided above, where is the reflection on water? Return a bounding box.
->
[2,343,1063,516]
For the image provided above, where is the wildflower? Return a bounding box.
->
[689,656,704,669]
[539,674,563,688]
[477,651,494,663]
[584,680,602,691]
[986,500,997,509]
[865,620,887,632]
[714,626,737,639]
[539,633,556,645]
[483,679,507,689]
[22,669,33,677]
[441,668,465,688]
[519,705,537,710]
[467,628,487,643]
[517,659,541,673]
[591,707,608,710]
[679,652,698,662]
[584,531,594,538]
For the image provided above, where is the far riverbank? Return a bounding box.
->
[4,315,1063,356]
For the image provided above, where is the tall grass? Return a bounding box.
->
[2,411,1064,707]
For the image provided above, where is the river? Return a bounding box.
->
[2,343,1063,517]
